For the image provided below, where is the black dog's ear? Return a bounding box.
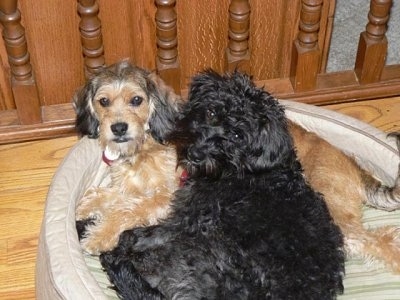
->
[146,72,183,143]
[248,90,296,171]
[72,80,100,138]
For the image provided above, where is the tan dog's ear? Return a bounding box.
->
[73,79,100,138]
[146,72,183,143]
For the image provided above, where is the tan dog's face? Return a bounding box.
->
[93,81,151,156]
[74,61,182,158]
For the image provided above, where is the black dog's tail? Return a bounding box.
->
[100,252,165,300]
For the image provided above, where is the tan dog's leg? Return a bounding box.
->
[76,187,119,221]
[345,224,400,272]
[289,121,400,273]
[79,192,172,255]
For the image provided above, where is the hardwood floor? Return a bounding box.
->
[0,135,78,299]
[0,96,399,299]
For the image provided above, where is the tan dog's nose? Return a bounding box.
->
[111,122,128,136]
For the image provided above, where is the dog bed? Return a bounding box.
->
[36,100,400,300]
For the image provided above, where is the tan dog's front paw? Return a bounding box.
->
[76,188,104,220]
[80,226,120,255]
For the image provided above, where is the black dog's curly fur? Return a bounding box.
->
[100,70,345,299]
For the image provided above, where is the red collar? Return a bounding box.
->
[102,151,116,166]
[102,147,121,166]
[179,169,189,187]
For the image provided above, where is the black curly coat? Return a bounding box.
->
[100,70,345,300]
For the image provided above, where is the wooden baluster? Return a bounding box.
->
[155,0,180,92]
[290,0,322,92]
[354,0,392,84]
[0,0,41,125]
[77,0,105,78]
[225,0,251,73]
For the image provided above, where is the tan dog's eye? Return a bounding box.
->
[99,97,110,107]
[130,96,143,106]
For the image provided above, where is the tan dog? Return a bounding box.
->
[74,61,182,255]
[290,121,400,273]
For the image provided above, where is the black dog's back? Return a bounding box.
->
[101,169,344,299]
[100,70,344,299]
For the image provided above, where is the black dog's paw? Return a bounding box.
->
[75,218,96,241]
[100,252,165,300]
[99,251,118,269]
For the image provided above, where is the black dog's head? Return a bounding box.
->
[73,60,182,156]
[170,70,295,178]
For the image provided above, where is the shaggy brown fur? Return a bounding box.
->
[74,61,182,255]
[290,121,400,273]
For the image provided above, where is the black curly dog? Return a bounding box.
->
[100,70,345,299]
